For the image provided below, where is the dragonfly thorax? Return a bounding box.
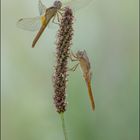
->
[53,1,62,9]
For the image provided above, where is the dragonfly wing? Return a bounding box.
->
[62,0,94,12]
[17,16,42,31]
[38,0,47,15]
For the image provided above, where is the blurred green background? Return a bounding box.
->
[1,0,139,140]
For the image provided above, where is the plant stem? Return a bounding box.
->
[60,113,68,140]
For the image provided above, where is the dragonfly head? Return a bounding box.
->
[76,50,86,59]
[53,1,62,9]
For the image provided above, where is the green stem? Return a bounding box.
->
[60,113,68,140]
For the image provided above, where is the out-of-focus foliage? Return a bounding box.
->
[1,0,139,140]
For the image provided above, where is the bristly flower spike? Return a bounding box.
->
[53,7,74,140]
[53,7,74,113]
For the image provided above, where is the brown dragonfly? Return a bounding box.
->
[69,50,95,111]
[17,0,94,48]
[17,0,64,48]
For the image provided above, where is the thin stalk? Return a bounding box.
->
[60,113,68,140]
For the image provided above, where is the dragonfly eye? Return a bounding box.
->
[53,1,62,9]
[76,50,84,58]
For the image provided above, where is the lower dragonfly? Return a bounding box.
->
[17,0,94,48]
[69,50,95,111]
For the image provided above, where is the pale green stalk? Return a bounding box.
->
[60,113,68,140]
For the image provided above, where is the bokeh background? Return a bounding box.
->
[1,0,139,140]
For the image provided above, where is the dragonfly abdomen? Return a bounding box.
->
[85,78,95,111]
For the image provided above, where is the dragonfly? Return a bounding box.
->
[69,50,95,111]
[17,0,94,48]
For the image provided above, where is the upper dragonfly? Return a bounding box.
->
[17,0,94,48]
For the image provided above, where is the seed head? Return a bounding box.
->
[53,7,74,113]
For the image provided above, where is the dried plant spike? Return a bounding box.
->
[53,7,74,113]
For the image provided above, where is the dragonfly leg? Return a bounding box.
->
[60,8,66,11]
[52,14,60,25]
[58,10,63,16]
[69,57,77,62]
[68,63,79,72]
[69,51,78,61]
[56,12,61,22]
[70,50,78,59]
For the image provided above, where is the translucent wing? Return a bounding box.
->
[17,17,42,31]
[62,0,95,12]
[38,0,47,15]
